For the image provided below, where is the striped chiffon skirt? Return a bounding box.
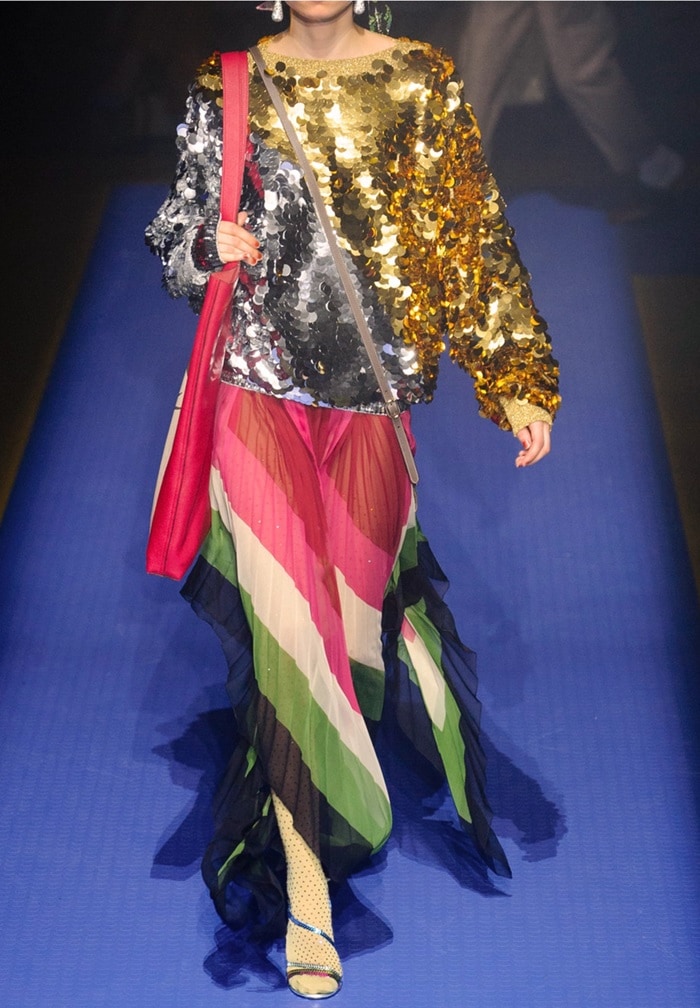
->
[182,384,510,938]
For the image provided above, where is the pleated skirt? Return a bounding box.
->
[182,384,510,939]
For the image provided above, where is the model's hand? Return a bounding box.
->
[216,212,262,265]
[515,420,551,467]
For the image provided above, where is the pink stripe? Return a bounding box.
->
[401,616,417,643]
[213,410,361,712]
[322,477,401,607]
[317,409,414,609]
[210,385,415,714]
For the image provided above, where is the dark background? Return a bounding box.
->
[3,1,700,531]
[7,2,698,170]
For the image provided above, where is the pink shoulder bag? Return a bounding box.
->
[146,50,249,580]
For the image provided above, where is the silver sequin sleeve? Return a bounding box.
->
[144,72,225,313]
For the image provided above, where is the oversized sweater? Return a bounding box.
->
[145,38,560,429]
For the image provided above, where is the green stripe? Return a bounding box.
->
[216,791,272,885]
[402,599,472,825]
[350,658,385,722]
[203,508,391,851]
[245,594,392,850]
[201,507,239,584]
[386,513,419,595]
[217,839,246,884]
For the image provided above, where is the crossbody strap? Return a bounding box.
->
[249,45,419,485]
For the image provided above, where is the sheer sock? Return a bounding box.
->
[272,793,342,998]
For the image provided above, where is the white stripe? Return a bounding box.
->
[330,488,415,672]
[335,568,385,671]
[402,615,447,730]
[210,470,388,795]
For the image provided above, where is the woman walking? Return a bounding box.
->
[145,1,560,998]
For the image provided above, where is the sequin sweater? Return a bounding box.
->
[145,39,561,429]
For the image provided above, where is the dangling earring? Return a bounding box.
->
[272,0,284,22]
[354,1,366,13]
[368,2,392,34]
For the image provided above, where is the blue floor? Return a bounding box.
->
[0,185,698,1007]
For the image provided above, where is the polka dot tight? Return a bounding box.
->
[272,793,343,998]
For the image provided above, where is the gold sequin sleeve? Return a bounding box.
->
[433,60,561,429]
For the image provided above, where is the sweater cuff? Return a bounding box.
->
[193,221,225,272]
[500,396,553,436]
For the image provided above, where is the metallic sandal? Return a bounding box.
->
[286,910,343,1000]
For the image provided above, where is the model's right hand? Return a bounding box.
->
[216,212,262,265]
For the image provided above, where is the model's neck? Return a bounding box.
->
[269,6,381,60]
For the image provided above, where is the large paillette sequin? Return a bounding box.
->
[145,38,560,426]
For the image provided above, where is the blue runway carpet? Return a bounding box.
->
[0,185,698,1008]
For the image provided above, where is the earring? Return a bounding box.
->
[354,1,366,13]
[368,3,392,34]
[272,0,284,22]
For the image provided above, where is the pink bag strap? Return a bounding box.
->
[220,50,249,227]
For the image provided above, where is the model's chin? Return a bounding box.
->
[286,2,354,26]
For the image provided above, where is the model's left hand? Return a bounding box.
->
[515,420,551,467]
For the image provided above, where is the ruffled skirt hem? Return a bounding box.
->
[182,526,510,941]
